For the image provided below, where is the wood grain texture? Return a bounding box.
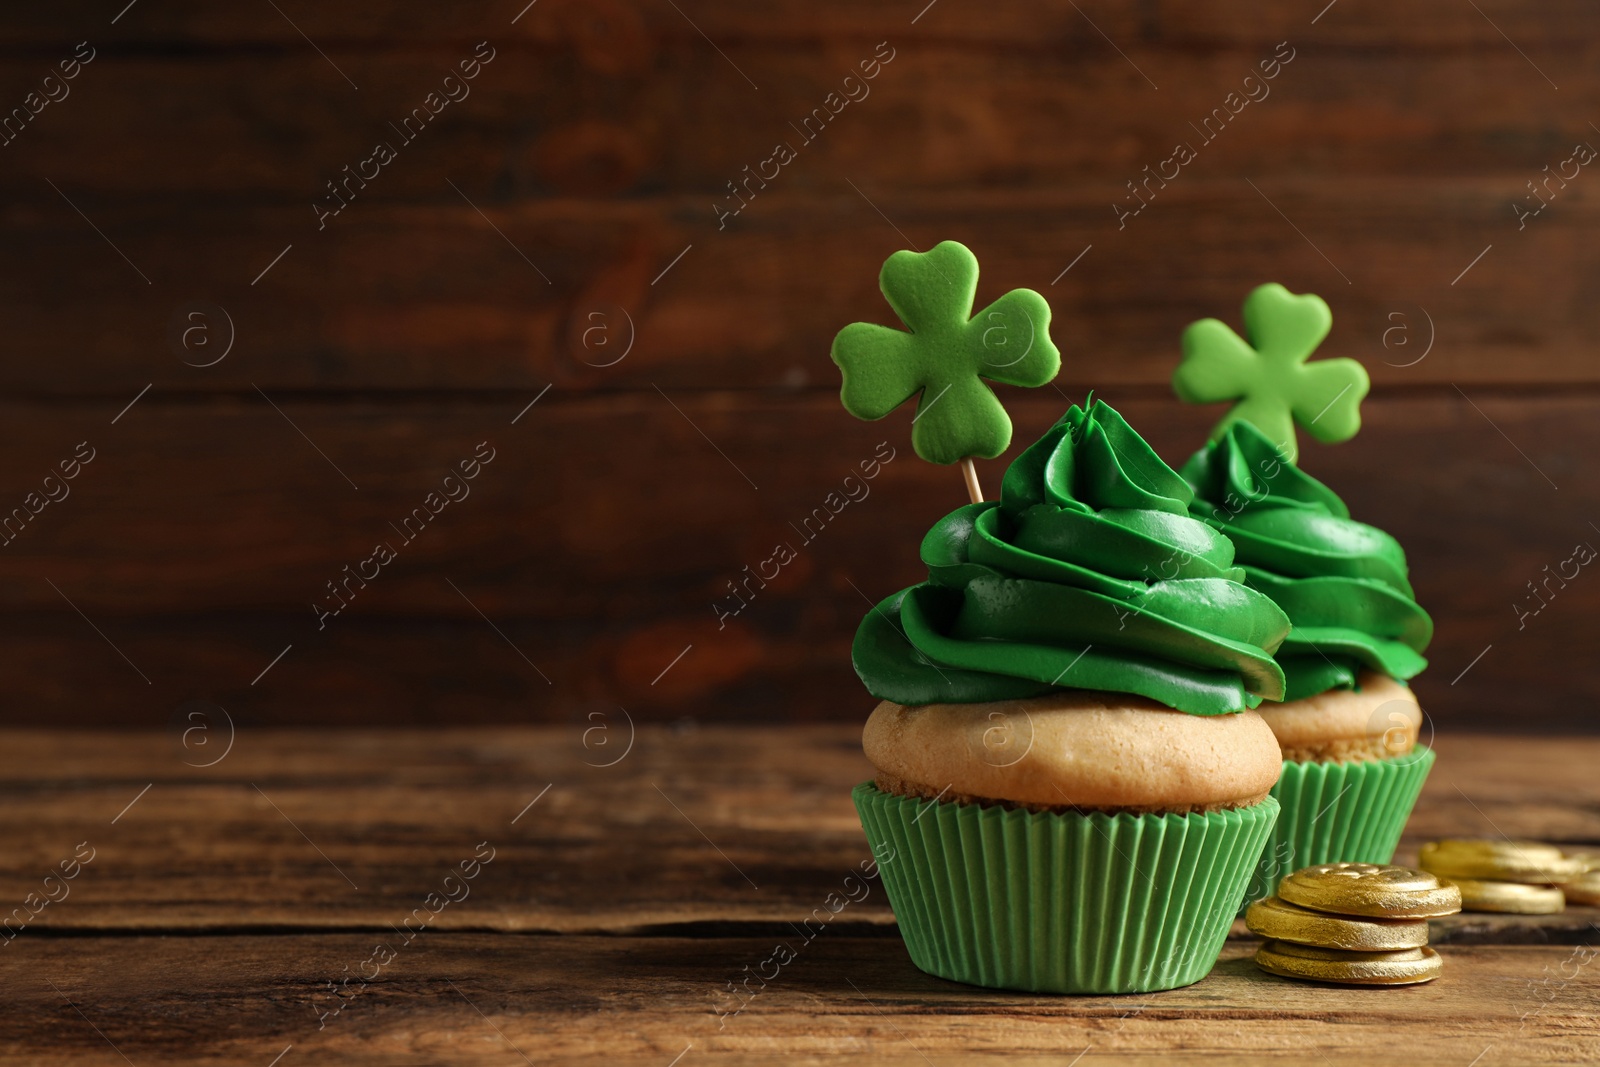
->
[5,5,1599,1060]
[0,186,1596,393]
[1,725,1596,1063]
[3,936,1597,1065]
[0,727,1595,937]
[1,0,1595,48]
[0,0,1596,728]
[0,393,1590,728]
[7,43,1598,198]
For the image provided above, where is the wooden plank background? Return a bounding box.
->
[3,727,1599,1063]
[0,0,1596,727]
[2,726,1596,935]
[9,938,1596,1065]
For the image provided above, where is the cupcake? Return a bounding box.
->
[851,399,1289,993]
[1180,418,1434,908]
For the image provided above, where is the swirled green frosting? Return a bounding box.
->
[852,400,1291,715]
[1179,420,1432,701]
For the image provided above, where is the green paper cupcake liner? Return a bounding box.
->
[1239,746,1436,912]
[853,781,1278,994]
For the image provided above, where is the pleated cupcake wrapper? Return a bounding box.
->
[853,782,1278,994]
[1239,747,1436,913]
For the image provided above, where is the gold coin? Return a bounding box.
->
[1561,850,1600,874]
[1452,878,1566,914]
[1559,873,1600,907]
[1278,862,1462,919]
[1419,839,1587,884]
[1245,895,1429,951]
[1255,940,1443,986]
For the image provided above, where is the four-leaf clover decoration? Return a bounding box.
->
[1173,283,1369,464]
[830,241,1061,465]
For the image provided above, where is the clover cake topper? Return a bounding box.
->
[1173,283,1369,464]
[830,240,1061,502]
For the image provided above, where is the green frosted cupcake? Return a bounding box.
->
[849,399,1289,993]
[1180,419,1435,908]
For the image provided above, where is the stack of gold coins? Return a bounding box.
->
[1564,849,1600,873]
[1418,839,1587,914]
[1561,873,1600,906]
[1561,849,1600,904]
[1247,862,1461,985]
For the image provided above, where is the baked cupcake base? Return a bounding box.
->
[855,781,1279,994]
[1241,747,1435,910]
[1239,674,1435,911]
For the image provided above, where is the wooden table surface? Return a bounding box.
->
[2,726,1597,1066]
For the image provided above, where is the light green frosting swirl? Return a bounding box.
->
[1179,420,1432,701]
[852,400,1290,715]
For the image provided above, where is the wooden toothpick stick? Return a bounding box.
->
[960,457,983,504]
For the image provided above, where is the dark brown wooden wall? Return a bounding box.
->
[1,1,1596,730]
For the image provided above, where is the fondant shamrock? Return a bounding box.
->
[831,241,1061,465]
[1173,283,1369,464]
